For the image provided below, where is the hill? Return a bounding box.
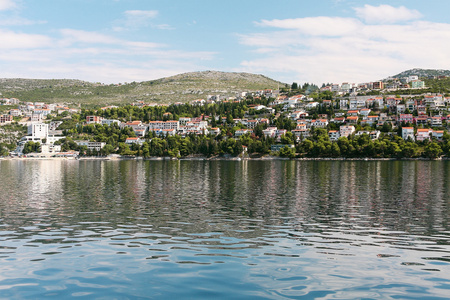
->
[0,71,284,107]
[391,68,450,79]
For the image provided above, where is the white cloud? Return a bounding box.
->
[113,9,175,31]
[154,24,174,30]
[124,10,158,19]
[0,0,16,11]
[256,17,361,36]
[0,29,52,49]
[0,26,215,83]
[354,4,422,24]
[112,9,169,31]
[238,6,450,85]
[59,29,120,45]
[0,16,46,26]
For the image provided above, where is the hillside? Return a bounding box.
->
[0,71,284,107]
[391,68,450,79]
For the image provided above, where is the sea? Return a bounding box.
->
[0,159,449,299]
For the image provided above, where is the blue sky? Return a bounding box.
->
[0,0,449,85]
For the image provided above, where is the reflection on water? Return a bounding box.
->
[0,160,449,298]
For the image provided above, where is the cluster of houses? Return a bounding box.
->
[319,75,427,94]
[14,121,107,156]
[2,80,450,156]
[0,98,79,125]
[85,115,218,146]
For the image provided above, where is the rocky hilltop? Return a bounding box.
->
[0,71,283,106]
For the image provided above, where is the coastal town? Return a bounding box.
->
[1,74,450,159]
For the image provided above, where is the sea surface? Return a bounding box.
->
[0,159,449,299]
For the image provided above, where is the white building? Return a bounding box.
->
[28,123,49,139]
[328,130,340,141]
[76,141,106,151]
[340,125,355,138]
[401,127,415,141]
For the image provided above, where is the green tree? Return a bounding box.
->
[424,142,442,159]
[279,145,295,158]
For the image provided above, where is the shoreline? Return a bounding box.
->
[1,155,448,161]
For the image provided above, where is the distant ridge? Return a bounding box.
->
[391,68,450,79]
[0,71,284,106]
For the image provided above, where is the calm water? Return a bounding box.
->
[0,160,449,299]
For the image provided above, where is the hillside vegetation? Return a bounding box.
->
[0,71,283,107]
[391,68,450,79]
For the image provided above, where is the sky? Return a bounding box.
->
[0,0,449,85]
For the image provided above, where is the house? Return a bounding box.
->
[275,129,287,140]
[322,100,332,106]
[355,130,380,140]
[346,116,359,124]
[416,128,432,141]
[290,111,306,120]
[340,99,349,109]
[259,118,270,125]
[86,115,103,124]
[374,97,384,107]
[328,130,340,141]
[271,144,295,152]
[235,129,252,137]
[9,109,22,117]
[398,114,414,123]
[401,127,415,141]
[125,137,143,145]
[359,109,371,117]
[406,100,417,111]
[41,144,62,154]
[0,114,13,125]
[331,117,346,124]
[364,115,379,125]
[31,113,44,122]
[311,119,328,128]
[246,120,259,129]
[134,127,147,137]
[340,125,355,138]
[101,119,121,126]
[178,117,191,126]
[292,129,310,140]
[396,104,406,114]
[191,99,206,106]
[123,120,142,129]
[263,127,277,138]
[305,102,319,109]
[415,116,428,125]
[161,129,177,136]
[372,81,384,89]
[209,127,221,136]
[417,105,427,115]
[347,110,359,116]
[425,95,444,109]
[430,116,442,127]
[432,130,444,140]
[148,120,179,131]
[75,141,106,151]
